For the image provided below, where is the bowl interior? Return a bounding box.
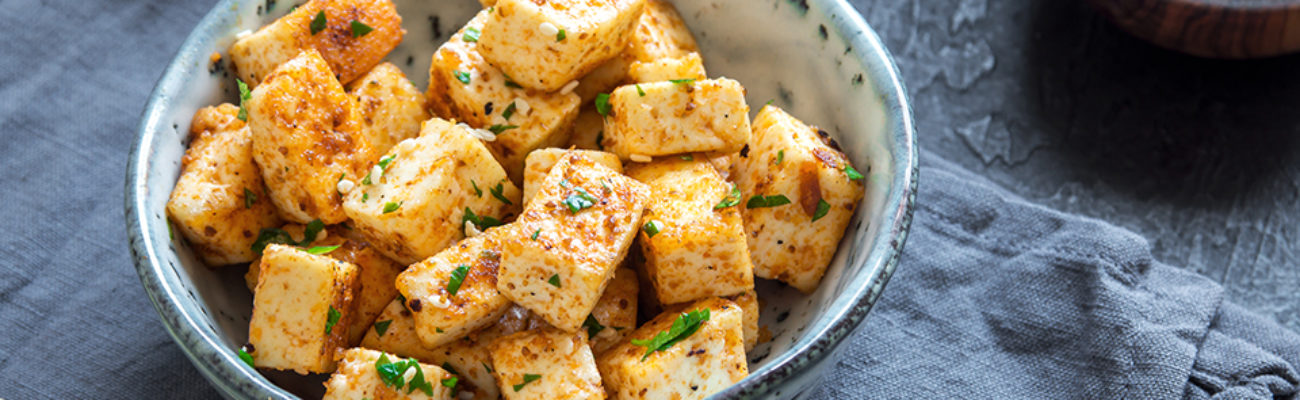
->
[129,0,909,398]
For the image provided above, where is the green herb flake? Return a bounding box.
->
[462,207,504,230]
[441,362,459,375]
[562,186,598,213]
[583,314,605,339]
[530,229,541,241]
[325,306,341,334]
[305,244,341,255]
[490,182,513,205]
[361,193,369,202]
[309,11,327,35]
[350,20,373,37]
[513,374,542,392]
[482,362,493,373]
[236,79,251,121]
[375,353,434,396]
[238,347,255,368]
[668,78,696,85]
[844,164,865,180]
[505,79,523,89]
[244,188,257,208]
[378,154,396,170]
[635,84,645,96]
[594,93,611,117]
[547,274,561,288]
[471,180,483,197]
[555,27,568,41]
[642,220,663,237]
[812,199,830,222]
[746,194,792,209]
[454,70,472,85]
[714,185,742,209]
[435,327,444,333]
[463,27,481,42]
[302,219,325,245]
[373,320,393,337]
[631,308,710,361]
[488,124,519,135]
[441,376,459,390]
[775,149,785,165]
[383,201,403,214]
[447,265,470,296]
[680,154,693,161]
[361,171,373,185]
[250,228,293,254]
[765,99,775,106]
[501,101,517,120]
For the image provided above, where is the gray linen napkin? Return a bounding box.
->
[1,0,1298,399]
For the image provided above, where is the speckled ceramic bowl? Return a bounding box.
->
[126,0,916,398]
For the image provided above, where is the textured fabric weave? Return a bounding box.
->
[0,1,1296,399]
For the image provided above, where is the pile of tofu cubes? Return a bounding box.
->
[165,0,866,398]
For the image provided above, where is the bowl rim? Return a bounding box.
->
[124,0,917,398]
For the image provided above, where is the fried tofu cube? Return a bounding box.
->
[346,62,430,155]
[395,234,513,348]
[360,299,439,362]
[725,290,758,352]
[489,328,605,400]
[626,158,754,304]
[229,0,404,87]
[587,267,638,354]
[343,118,520,265]
[477,0,646,92]
[248,244,359,374]
[735,106,866,293]
[166,104,281,266]
[604,78,750,160]
[575,56,633,105]
[627,52,706,83]
[427,11,581,182]
[522,148,623,206]
[247,49,376,224]
[496,152,650,332]
[565,107,607,151]
[323,348,454,400]
[597,298,748,399]
[626,0,699,62]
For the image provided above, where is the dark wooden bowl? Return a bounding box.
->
[1087,0,1300,58]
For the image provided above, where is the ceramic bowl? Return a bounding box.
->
[125,0,917,398]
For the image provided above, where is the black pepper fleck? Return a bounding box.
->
[484,102,494,115]
[408,298,423,312]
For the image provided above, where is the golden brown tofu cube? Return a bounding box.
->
[597,298,748,399]
[625,0,699,62]
[166,104,282,266]
[604,78,751,160]
[343,118,520,265]
[247,49,376,224]
[478,0,646,92]
[522,148,623,206]
[627,52,706,83]
[230,0,404,87]
[565,107,607,151]
[735,106,866,293]
[587,267,639,355]
[489,328,606,400]
[394,234,512,348]
[346,62,430,155]
[247,244,359,374]
[626,158,754,304]
[726,290,759,352]
[496,152,650,332]
[426,11,581,182]
[323,348,454,400]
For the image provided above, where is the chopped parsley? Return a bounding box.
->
[504,78,523,89]
[547,274,561,288]
[324,306,341,334]
[812,199,830,222]
[766,99,775,106]
[250,219,325,254]
[373,320,393,337]
[556,28,566,41]
[561,184,598,213]
[488,124,518,135]
[471,180,483,197]
[594,93,611,117]
[501,101,517,120]
[383,201,402,214]
[462,27,480,42]
[669,78,696,85]
[305,244,341,255]
[375,353,435,396]
[775,149,784,165]
[680,154,693,161]
[350,20,373,38]
[530,229,540,241]
[441,376,459,391]
[236,79,251,121]
[490,182,512,204]
[714,185,742,209]
[378,154,396,169]
[309,11,327,35]
[244,188,257,208]
[462,207,503,230]
[583,314,605,339]
[361,193,369,202]
[635,84,645,96]
[447,265,469,296]
[844,164,865,180]
[237,346,255,368]
[513,374,541,392]
[362,170,374,185]
[631,308,710,360]
[746,194,792,209]
[642,220,663,237]
[454,70,472,84]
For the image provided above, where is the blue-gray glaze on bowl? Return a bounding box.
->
[125,0,917,398]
